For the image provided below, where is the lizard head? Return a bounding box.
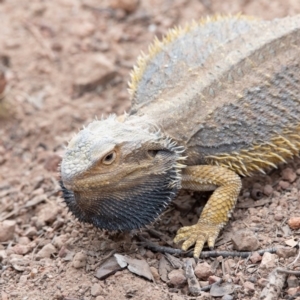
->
[60,115,185,230]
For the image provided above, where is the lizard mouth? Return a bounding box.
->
[60,150,183,230]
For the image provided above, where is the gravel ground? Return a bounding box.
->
[1,1,300,299]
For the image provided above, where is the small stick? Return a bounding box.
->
[260,268,287,300]
[146,228,173,246]
[201,279,223,292]
[276,268,300,276]
[185,259,201,295]
[138,235,190,255]
[138,235,277,258]
[288,243,300,266]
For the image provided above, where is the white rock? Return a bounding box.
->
[0,220,16,242]
[260,252,278,269]
[91,283,102,296]
[36,243,56,259]
[72,251,87,269]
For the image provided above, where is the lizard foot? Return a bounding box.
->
[174,221,222,258]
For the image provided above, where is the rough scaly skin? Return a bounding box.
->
[61,15,300,258]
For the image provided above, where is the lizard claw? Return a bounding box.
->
[174,222,222,258]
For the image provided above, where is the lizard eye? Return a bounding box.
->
[102,151,116,165]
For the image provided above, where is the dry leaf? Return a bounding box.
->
[185,259,201,295]
[210,282,238,297]
[165,253,183,269]
[95,256,124,280]
[284,238,298,248]
[158,256,172,282]
[114,254,154,281]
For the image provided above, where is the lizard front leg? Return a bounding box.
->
[174,165,242,258]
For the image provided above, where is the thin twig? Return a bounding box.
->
[146,228,173,246]
[260,268,287,300]
[276,268,300,276]
[288,243,300,266]
[138,235,189,255]
[201,279,223,292]
[185,259,201,295]
[0,209,19,222]
[138,235,277,258]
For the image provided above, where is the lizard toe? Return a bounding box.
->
[207,230,220,249]
[173,224,200,243]
[194,238,206,258]
[182,235,199,251]
[174,222,223,257]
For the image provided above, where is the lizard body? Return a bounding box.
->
[61,15,300,257]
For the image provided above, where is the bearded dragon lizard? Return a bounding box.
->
[61,15,300,258]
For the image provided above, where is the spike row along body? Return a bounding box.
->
[61,15,300,257]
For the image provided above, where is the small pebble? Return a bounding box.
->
[260,252,277,269]
[0,220,16,242]
[281,168,297,183]
[145,250,155,259]
[24,226,38,237]
[287,287,300,296]
[72,251,87,269]
[91,283,102,297]
[222,295,234,300]
[18,275,28,284]
[12,244,30,255]
[208,275,221,285]
[52,234,69,249]
[37,203,59,225]
[18,237,30,245]
[276,247,297,258]
[279,180,290,190]
[231,229,260,251]
[36,243,56,259]
[168,269,186,287]
[274,213,284,221]
[287,275,299,288]
[194,262,213,280]
[243,281,255,291]
[249,252,262,264]
[257,278,268,287]
[288,217,300,230]
[30,268,38,279]
[263,184,273,196]
[199,281,209,287]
